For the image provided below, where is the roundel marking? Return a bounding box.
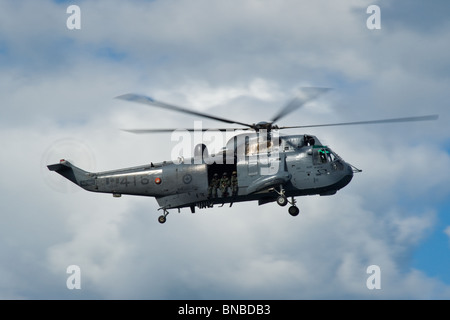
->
[183,174,192,184]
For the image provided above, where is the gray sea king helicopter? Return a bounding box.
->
[47,87,438,224]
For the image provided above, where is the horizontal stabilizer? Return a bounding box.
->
[47,160,89,186]
[47,163,65,172]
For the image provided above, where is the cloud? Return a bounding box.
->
[0,0,449,299]
[445,227,450,242]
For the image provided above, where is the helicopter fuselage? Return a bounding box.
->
[48,134,354,216]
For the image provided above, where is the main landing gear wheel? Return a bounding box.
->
[158,215,166,224]
[288,205,300,217]
[158,208,169,224]
[276,195,288,207]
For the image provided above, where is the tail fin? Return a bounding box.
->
[47,159,95,190]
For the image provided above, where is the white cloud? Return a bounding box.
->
[0,0,449,300]
[159,78,283,111]
[445,227,450,241]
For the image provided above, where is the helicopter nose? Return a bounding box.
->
[347,163,354,177]
[332,161,354,191]
[345,163,354,183]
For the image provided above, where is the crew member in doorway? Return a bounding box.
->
[220,172,230,197]
[208,173,219,199]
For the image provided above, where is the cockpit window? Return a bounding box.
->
[313,147,338,164]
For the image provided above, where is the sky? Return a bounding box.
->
[0,0,449,299]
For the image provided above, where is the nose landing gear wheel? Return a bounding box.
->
[288,206,300,216]
[276,195,288,207]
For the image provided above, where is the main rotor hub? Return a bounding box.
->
[253,121,278,131]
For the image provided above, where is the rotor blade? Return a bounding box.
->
[116,93,254,128]
[121,128,253,134]
[270,87,331,123]
[278,114,439,129]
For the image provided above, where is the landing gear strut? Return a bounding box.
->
[158,208,169,224]
[287,196,299,216]
[270,185,300,217]
[272,185,288,207]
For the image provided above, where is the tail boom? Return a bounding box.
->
[47,160,96,191]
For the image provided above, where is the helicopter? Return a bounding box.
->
[47,87,438,224]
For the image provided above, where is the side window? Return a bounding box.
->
[313,148,333,164]
[319,149,328,163]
